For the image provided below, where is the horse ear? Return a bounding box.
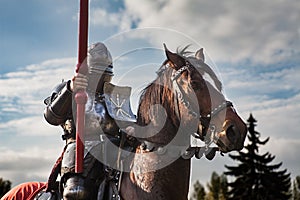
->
[163,43,186,70]
[195,48,205,62]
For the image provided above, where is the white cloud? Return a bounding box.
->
[0,116,60,136]
[120,0,300,65]
[222,65,300,98]
[0,58,75,116]
[0,58,75,97]
[247,94,300,138]
[0,146,62,186]
[0,58,76,138]
[90,8,133,31]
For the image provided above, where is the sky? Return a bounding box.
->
[0,0,300,193]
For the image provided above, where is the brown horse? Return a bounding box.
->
[119,45,247,200]
[2,45,247,200]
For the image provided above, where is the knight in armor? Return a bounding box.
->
[43,42,136,200]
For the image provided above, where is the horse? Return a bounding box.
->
[1,44,247,200]
[118,44,247,200]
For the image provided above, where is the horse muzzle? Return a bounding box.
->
[216,121,247,153]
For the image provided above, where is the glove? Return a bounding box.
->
[70,73,88,93]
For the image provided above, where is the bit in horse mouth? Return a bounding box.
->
[216,138,230,153]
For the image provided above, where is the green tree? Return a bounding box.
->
[206,172,228,200]
[293,176,300,200]
[0,177,11,198]
[224,114,291,200]
[190,180,206,200]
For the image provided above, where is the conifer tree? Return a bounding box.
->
[206,172,228,200]
[190,180,206,200]
[224,114,291,200]
[293,176,300,200]
[0,177,11,198]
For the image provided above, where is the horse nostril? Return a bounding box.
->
[226,125,237,143]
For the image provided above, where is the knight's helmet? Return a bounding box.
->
[87,42,114,93]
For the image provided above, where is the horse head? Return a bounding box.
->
[162,44,247,154]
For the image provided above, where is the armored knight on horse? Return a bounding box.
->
[1,42,137,200]
[43,42,136,199]
[44,41,137,199]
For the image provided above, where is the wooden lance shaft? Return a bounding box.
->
[75,0,89,173]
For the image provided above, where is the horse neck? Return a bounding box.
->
[136,81,180,145]
[121,72,193,199]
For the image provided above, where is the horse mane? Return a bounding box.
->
[137,66,178,128]
[176,45,194,57]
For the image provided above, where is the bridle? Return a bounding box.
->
[140,59,234,160]
[170,60,233,150]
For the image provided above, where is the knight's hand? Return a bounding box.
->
[70,73,88,92]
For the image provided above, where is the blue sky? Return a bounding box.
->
[1,0,300,193]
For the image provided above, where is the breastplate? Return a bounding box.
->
[84,93,119,139]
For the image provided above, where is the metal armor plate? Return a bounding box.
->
[84,90,121,137]
[103,82,136,123]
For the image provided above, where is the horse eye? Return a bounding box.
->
[190,79,197,86]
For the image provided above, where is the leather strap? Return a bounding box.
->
[46,146,67,192]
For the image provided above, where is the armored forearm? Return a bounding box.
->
[44,81,73,125]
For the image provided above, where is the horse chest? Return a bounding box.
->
[129,150,188,199]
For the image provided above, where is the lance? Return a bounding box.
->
[75,0,89,173]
